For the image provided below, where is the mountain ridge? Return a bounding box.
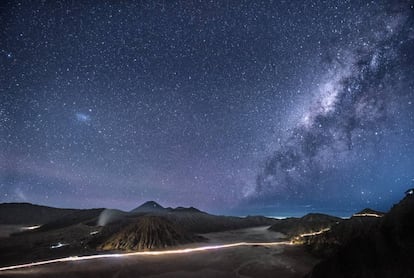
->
[305,194,414,277]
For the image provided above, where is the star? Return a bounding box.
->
[1,0,413,216]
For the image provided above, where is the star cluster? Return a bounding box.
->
[1,1,413,215]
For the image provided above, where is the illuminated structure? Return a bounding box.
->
[405,188,414,196]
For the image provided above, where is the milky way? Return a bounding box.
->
[251,2,414,212]
[1,1,413,215]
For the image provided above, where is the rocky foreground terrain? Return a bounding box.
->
[304,194,414,278]
[0,200,278,267]
[268,194,414,277]
[1,194,414,277]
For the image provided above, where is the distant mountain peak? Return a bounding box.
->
[353,208,384,218]
[173,206,203,213]
[141,201,163,208]
[131,201,165,213]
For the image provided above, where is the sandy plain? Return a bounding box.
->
[0,226,319,278]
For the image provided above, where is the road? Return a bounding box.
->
[0,226,320,278]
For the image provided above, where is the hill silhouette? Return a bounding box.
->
[306,195,414,277]
[268,213,342,238]
[0,203,75,225]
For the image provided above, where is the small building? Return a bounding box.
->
[405,188,414,196]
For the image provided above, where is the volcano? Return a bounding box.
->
[98,215,203,251]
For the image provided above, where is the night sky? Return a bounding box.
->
[1,1,413,216]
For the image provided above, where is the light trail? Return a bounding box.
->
[20,225,41,231]
[299,228,331,237]
[0,241,293,272]
[50,242,69,249]
[353,213,383,218]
